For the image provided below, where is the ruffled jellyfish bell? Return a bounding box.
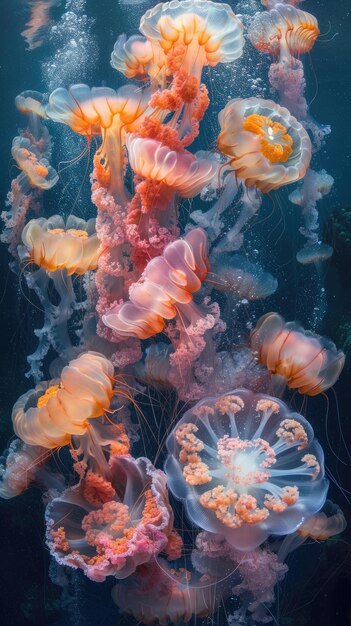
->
[45,83,151,202]
[140,0,245,80]
[218,97,312,192]
[103,228,210,339]
[249,3,320,63]
[126,132,219,198]
[165,389,328,550]
[46,455,173,582]
[21,215,99,275]
[250,312,345,396]
[11,136,58,190]
[12,352,115,449]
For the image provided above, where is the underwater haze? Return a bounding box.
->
[0,1,351,625]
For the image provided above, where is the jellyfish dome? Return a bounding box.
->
[111,34,166,83]
[217,97,311,192]
[140,0,244,78]
[126,133,218,198]
[296,242,333,265]
[46,456,173,582]
[297,501,347,541]
[248,4,319,61]
[250,313,345,395]
[12,352,114,448]
[21,215,99,275]
[212,254,278,300]
[112,558,224,624]
[11,136,58,190]
[103,228,210,339]
[165,389,328,550]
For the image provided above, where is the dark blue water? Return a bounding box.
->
[0,1,350,625]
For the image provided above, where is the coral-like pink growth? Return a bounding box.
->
[164,530,183,561]
[102,228,210,339]
[251,312,345,396]
[46,456,173,581]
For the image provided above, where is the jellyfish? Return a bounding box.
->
[211,254,278,301]
[140,0,244,80]
[134,343,174,388]
[19,215,100,379]
[165,389,328,550]
[21,215,99,275]
[289,169,334,265]
[103,228,210,340]
[112,558,227,624]
[45,83,151,203]
[46,455,173,582]
[111,34,167,85]
[12,136,58,190]
[126,132,218,200]
[250,312,345,396]
[218,97,312,193]
[12,352,114,449]
[139,0,244,142]
[0,439,47,499]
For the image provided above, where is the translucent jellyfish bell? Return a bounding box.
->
[21,215,99,275]
[250,312,345,395]
[126,133,219,198]
[140,0,245,79]
[212,254,278,300]
[218,97,312,192]
[249,4,319,63]
[111,34,167,84]
[165,389,328,550]
[11,137,58,190]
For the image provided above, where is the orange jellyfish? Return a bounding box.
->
[21,215,99,275]
[217,97,312,192]
[140,0,244,80]
[248,3,319,64]
[297,501,347,541]
[12,136,58,190]
[45,83,151,202]
[126,132,218,199]
[111,34,167,85]
[12,352,114,449]
[250,312,345,396]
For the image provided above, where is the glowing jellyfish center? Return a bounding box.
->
[243,114,293,163]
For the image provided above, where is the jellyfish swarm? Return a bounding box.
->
[112,558,226,625]
[289,169,334,264]
[248,3,319,120]
[165,389,328,550]
[103,228,210,339]
[12,352,114,449]
[218,97,311,193]
[250,312,345,396]
[46,455,173,582]
[20,215,99,380]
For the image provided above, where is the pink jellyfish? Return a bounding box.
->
[0,439,47,499]
[12,136,58,190]
[46,455,173,582]
[218,97,312,192]
[297,501,347,541]
[165,389,328,550]
[103,228,210,339]
[21,0,61,50]
[250,312,345,396]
